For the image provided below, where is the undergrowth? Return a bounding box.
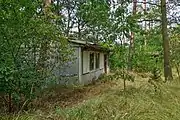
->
[1,74,180,120]
[58,83,180,120]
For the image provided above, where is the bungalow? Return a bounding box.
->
[57,39,110,85]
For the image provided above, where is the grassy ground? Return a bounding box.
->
[1,72,180,120]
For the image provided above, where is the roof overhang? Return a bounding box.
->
[68,39,111,53]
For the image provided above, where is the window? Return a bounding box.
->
[96,53,100,69]
[90,53,94,71]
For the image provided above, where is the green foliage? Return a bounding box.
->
[0,0,179,115]
[109,44,128,69]
[0,0,71,112]
[109,29,163,73]
[170,25,180,79]
[170,25,180,65]
[114,70,135,82]
[131,27,163,72]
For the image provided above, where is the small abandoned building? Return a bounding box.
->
[58,39,110,85]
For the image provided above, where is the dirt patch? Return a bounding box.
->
[31,80,117,111]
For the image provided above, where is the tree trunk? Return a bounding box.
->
[44,0,51,14]
[161,0,173,81]
[175,62,180,81]
[37,0,51,74]
[128,0,137,71]
[128,33,134,71]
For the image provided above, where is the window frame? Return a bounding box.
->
[89,52,95,71]
[95,53,100,69]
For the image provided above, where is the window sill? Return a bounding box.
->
[82,68,103,75]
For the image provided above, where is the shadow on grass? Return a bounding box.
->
[29,78,117,112]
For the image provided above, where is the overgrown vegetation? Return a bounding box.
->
[0,0,72,113]
[0,0,180,119]
[1,74,180,120]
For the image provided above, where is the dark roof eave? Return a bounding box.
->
[82,44,111,53]
[68,39,111,52]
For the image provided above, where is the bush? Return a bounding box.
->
[0,1,72,113]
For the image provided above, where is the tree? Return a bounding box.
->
[0,0,71,112]
[161,0,173,81]
[128,0,137,71]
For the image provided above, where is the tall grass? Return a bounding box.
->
[2,77,180,120]
[56,80,180,120]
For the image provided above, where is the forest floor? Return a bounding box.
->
[1,71,180,120]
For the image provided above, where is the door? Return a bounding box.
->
[104,54,107,73]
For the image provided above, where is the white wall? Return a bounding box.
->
[81,50,108,84]
[82,69,104,85]
[52,45,80,85]
[82,51,105,74]
[58,47,79,76]
[56,46,110,85]
[82,51,89,74]
[100,53,104,71]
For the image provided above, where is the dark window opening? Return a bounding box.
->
[90,53,94,71]
[96,53,100,69]
[82,51,83,74]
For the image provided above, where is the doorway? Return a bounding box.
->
[104,54,107,73]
